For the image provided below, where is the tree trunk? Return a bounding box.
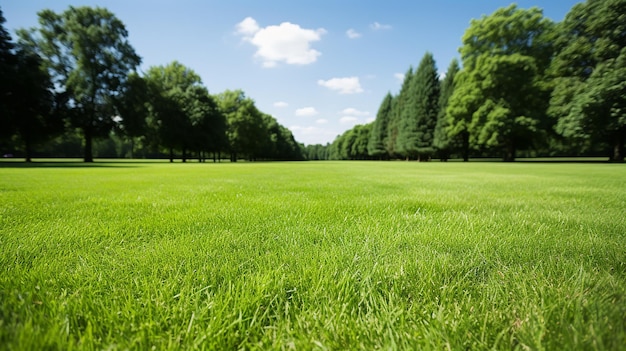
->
[503,142,516,162]
[611,131,625,162]
[84,127,94,162]
[182,148,187,163]
[129,138,134,159]
[24,135,32,163]
[462,131,469,162]
[169,148,174,163]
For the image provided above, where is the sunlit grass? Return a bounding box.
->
[1,161,625,349]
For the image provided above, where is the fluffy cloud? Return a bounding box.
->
[394,72,405,82]
[236,17,260,36]
[346,29,361,39]
[317,77,363,94]
[366,117,376,123]
[370,22,392,30]
[295,107,319,117]
[273,101,288,108]
[236,17,326,68]
[340,108,369,116]
[339,116,359,125]
[316,118,328,124]
[289,125,337,145]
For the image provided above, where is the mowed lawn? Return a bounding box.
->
[1,160,624,350]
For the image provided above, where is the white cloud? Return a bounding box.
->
[346,29,361,39]
[317,77,363,94]
[316,118,328,124]
[236,17,326,67]
[341,108,369,116]
[339,116,359,125]
[295,107,319,117]
[394,72,405,82]
[236,17,260,36]
[273,101,288,108]
[371,22,392,30]
[289,125,337,145]
[366,117,376,123]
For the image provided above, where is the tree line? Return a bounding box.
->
[305,0,625,162]
[0,6,304,162]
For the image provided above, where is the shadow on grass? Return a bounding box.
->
[0,159,154,168]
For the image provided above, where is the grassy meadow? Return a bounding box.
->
[1,160,625,350]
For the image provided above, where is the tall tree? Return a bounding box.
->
[367,92,393,159]
[9,45,62,162]
[433,58,460,161]
[397,52,440,160]
[216,90,266,162]
[351,123,372,160]
[113,72,148,158]
[386,68,413,156]
[453,5,554,161]
[0,8,16,144]
[550,0,626,162]
[19,6,141,162]
[144,62,204,162]
[445,70,479,161]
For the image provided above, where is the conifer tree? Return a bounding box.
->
[396,52,440,160]
[367,92,393,159]
[433,58,460,160]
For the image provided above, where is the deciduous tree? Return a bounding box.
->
[550,0,626,162]
[19,6,141,162]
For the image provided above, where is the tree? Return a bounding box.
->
[216,90,266,162]
[113,72,149,158]
[0,8,15,140]
[445,70,479,161]
[386,68,413,157]
[351,123,372,160]
[433,58,460,161]
[367,92,393,159]
[145,62,210,162]
[0,9,62,161]
[9,46,62,162]
[452,4,554,161]
[396,52,440,161]
[550,0,626,162]
[186,85,227,162]
[18,6,141,162]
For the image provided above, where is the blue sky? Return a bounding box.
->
[3,0,580,145]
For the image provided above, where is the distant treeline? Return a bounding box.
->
[0,7,303,162]
[306,0,625,162]
[1,1,624,163]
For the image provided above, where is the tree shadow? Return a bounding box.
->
[0,160,144,168]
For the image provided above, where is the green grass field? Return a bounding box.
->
[1,161,625,350]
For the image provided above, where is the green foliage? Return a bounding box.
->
[18,6,141,162]
[0,9,63,162]
[1,161,625,349]
[367,92,393,159]
[396,52,440,160]
[451,5,554,161]
[0,8,14,134]
[433,58,460,160]
[386,67,413,156]
[550,0,626,161]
